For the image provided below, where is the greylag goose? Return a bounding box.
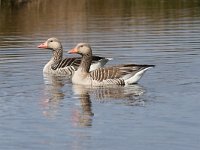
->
[37,37,112,76]
[68,43,155,86]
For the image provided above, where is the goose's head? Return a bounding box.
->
[68,43,92,56]
[38,37,62,50]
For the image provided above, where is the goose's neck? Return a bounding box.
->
[78,52,92,73]
[51,48,63,69]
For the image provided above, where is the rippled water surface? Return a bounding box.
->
[0,0,200,150]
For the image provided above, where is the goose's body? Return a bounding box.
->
[68,43,155,86]
[37,38,111,76]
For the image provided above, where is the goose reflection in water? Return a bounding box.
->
[71,84,146,127]
[41,74,70,118]
[72,84,146,105]
[71,91,93,127]
[41,73,146,126]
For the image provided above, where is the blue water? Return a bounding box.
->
[0,1,200,150]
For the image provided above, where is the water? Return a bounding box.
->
[0,0,200,150]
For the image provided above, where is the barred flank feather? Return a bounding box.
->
[59,58,81,68]
[89,65,153,85]
[90,67,118,81]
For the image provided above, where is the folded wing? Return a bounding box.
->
[90,64,155,84]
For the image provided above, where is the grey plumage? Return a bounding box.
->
[37,37,111,76]
[68,43,155,86]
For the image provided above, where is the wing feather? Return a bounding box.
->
[90,64,155,81]
[58,56,108,69]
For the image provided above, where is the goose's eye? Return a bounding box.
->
[80,45,84,48]
[50,40,53,42]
